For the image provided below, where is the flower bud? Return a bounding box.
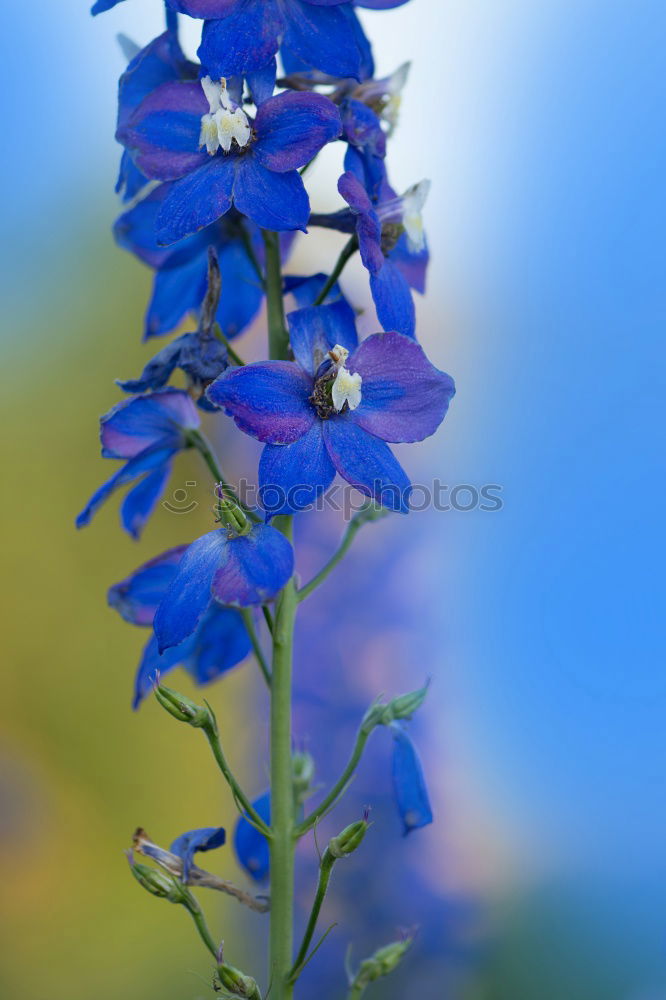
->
[292,750,315,807]
[385,682,430,722]
[327,816,369,860]
[215,485,251,537]
[354,936,413,987]
[216,963,262,999]
[154,684,212,729]
[128,856,188,905]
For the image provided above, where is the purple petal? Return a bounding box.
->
[338,171,383,273]
[349,332,455,443]
[154,529,227,652]
[254,92,341,172]
[156,158,235,245]
[100,389,199,459]
[108,545,188,626]
[233,158,310,232]
[119,80,208,181]
[287,300,358,376]
[211,524,294,606]
[259,424,335,516]
[117,31,192,133]
[168,0,244,15]
[323,417,410,513]
[207,361,315,444]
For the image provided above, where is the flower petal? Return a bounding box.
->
[323,417,410,513]
[170,826,227,882]
[349,332,455,443]
[117,337,186,393]
[211,524,294,606]
[153,529,227,652]
[198,0,283,78]
[259,424,335,516]
[168,0,245,15]
[119,80,209,181]
[156,157,236,244]
[287,300,358,376]
[388,231,429,294]
[233,158,310,232]
[390,723,433,835]
[121,462,173,539]
[188,606,251,683]
[254,92,341,172]
[133,633,196,708]
[234,792,270,881]
[282,0,362,79]
[109,545,188,626]
[370,257,415,339]
[207,361,315,444]
[76,449,175,531]
[100,389,199,458]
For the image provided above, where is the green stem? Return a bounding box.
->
[269,517,297,1000]
[187,428,260,522]
[289,850,335,983]
[313,235,358,306]
[214,325,246,367]
[347,982,367,1000]
[297,518,363,602]
[240,222,266,287]
[241,609,271,688]
[262,230,289,360]
[186,901,218,959]
[203,721,271,836]
[297,725,373,837]
[262,605,274,635]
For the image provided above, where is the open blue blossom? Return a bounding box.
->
[234,792,270,882]
[118,77,341,242]
[170,826,227,881]
[154,522,294,652]
[311,166,430,339]
[115,191,271,340]
[109,546,251,708]
[184,0,363,81]
[76,389,199,538]
[207,303,455,516]
[390,723,433,835]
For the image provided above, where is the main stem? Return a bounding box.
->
[264,229,296,1000]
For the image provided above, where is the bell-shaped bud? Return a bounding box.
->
[352,936,413,989]
[127,853,190,906]
[327,816,370,860]
[216,962,262,999]
[154,684,213,729]
[385,682,430,723]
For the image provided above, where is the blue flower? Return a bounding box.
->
[153,523,294,652]
[234,792,270,882]
[170,826,227,881]
[117,330,228,408]
[311,165,430,339]
[206,303,455,516]
[76,389,200,538]
[108,546,252,708]
[179,0,364,81]
[390,723,433,835]
[115,192,276,340]
[118,76,341,242]
[116,31,197,202]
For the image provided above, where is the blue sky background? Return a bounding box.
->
[1,1,665,997]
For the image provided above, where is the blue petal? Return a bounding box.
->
[284,273,344,308]
[121,462,173,539]
[234,792,270,882]
[322,417,411,513]
[390,723,433,835]
[211,524,294,606]
[76,448,175,531]
[259,424,335,516]
[116,150,149,203]
[246,60,277,106]
[370,258,416,339]
[207,361,315,444]
[170,826,227,882]
[282,0,362,79]
[388,231,429,294]
[133,632,196,708]
[117,31,192,133]
[198,1,283,78]
[146,251,209,338]
[157,157,236,244]
[109,546,187,627]
[233,158,310,233]
[153,529,227,652]
[117,337,185,393]
[253,92,341,172]
[113,183,176,269]
[215,239,264,338]
[100,389,199,458]
[188,605,251,683]
[91,0,126,12]
[287,299,358,376]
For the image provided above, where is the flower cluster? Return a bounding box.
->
[83,0,455,995]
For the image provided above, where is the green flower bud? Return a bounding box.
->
[154,684,212,728]
[292,750,315,807]
[353,936,413,988]
[215,486,251,537]
[216,963,262,999]
[127,855,189,906]
[385,681,430,722]
[328,817,369,859]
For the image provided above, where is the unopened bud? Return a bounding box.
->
[215,486,250,537]
[128,857,187,905]
[154,684,212,729]
[216,963,262,999]
[292,750,315,807]
[328,816,369,860]
[354,936,413,987]
[385,682,430,722]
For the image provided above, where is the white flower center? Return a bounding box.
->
[329,345,362,412]
[381,62,410,130]
[199,76,251,155]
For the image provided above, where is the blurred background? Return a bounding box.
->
[1,0,665,998]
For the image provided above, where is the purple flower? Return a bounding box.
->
[234,792,270,882]
[114,191,276,341]
[182,0,364,81]
[206,302,455,516]
[170,826,227,881]
[76,390,199,538]
[153,523,294,652]
[390,723,433,835]
[108,546,251,708]
[118,77,341,243]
